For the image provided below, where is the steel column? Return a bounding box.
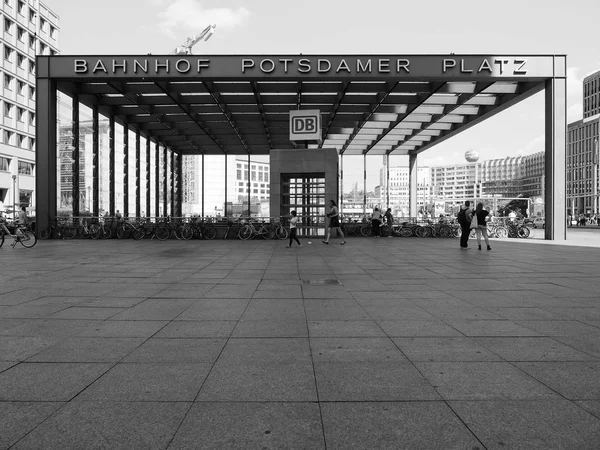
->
[340,154,344,215]
[409,154,418,219]
[201,154,205,217]
[176,153,182,217]
[386,154,390,208]
[247,154,251,217]
[109,115,115,216]
[224,155,227,216]
[34,78,57,233]
[170,150,175,217]
[363,154,366,216]
[146,139,151,217]
[135,131,141,217]
[123,124,129,217]
[92,105,99,216]
[71,95,80,217]
[163,146,168,216]
[544,73,567,240]
[155,142,160,217]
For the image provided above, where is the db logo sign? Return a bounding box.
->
[292,116,318,134]
[289,109,322,143]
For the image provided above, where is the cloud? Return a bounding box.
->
[157,0,250,39]
[516,135,544,157]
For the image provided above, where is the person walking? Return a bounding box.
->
[371,207,382,237]
[474,202,491,251]
[286,210,302,248]
[384,208,393,238]
[458,200,473,249]
[322,199,346,245]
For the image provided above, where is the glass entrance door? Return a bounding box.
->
[281,174,326,237]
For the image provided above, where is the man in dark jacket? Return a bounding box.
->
[458,201,473,249]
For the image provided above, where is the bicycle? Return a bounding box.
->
[0,219,37,248]
[190,217,217,240]
[238,219,275,240]
[39,216,77,240]
[223,217,242,240]
[115,219,138,239]
[273,217,289,240]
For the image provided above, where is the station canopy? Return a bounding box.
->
[41,54,563,156]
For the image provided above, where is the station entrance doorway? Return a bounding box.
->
[281,174,326,237]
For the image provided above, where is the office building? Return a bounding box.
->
[0,0,59,213]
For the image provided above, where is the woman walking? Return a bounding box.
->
[322,200,346,245]
[474,202,491,251]
[286,210,302,248]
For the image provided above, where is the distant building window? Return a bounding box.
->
[17,80,25,96]
[0,156,10,171]
[29,138,35,151]
[29,60,35,74]
[40,18,47,32]
[50,25,57,39]
[4,102,13,118]
[18,160,34,175]
[17,107,25,122]
[4,45,14,62]
[29,86,35,99]
[17,134,25,148]
[29,34,35,49]
[17,26,25,41]
[17,1,24,14]
[39,43,47,54]
[3,130,13,145]
[4,74,13,89]
[4,18,13,34]
[29,8,35,22]
[29,111,34,125]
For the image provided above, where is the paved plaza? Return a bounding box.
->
[1,232,600,449]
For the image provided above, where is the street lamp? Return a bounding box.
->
[12,175,16,219]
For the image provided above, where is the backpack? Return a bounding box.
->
[457,208,467,226]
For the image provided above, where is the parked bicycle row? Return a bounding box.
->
[38,216,290,241]
[36,215,535,241]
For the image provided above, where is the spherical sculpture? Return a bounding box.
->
[464,150,479,163]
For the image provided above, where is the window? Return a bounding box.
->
[29,138,34,150]
[17,27,26,43]
[18,1,24,15]
[4,102,13,118]
[4,45,14,62]
[4,18,13,34]
[4,0,11,6]
[0,156,10,171]
[18,160,33,175]
[29,60,35,74]
[29,34,35,49]
[29,86,35,99]
[29,111,34,125]
[4,74,13,89]
[3,130,13,144]
[29,8,35,23]
[39,43,47,54]
[40,18,47,32]
[50,25,56,39]
[17,107,25,122]
[17,134,25,148]
[17,80,25,96]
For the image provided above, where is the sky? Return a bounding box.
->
[45,0,600,188]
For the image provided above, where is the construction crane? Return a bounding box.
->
[168,24,216,214]
[170,24,216,55]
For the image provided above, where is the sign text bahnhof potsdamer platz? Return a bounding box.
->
[46,55,558,80]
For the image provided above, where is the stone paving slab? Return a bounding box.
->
[1,236,600,448]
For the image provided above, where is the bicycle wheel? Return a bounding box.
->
[239,225,252,240]
[517,226,530,238]
[203,226,217,240]
[439,226,451,238]
[62,225,77,240]
[360,225,372,237]
[155,226,170,241]
[275,226,288,240]
[380,224,391,237]
[116,224,129,239]
[132,227,145,240]
[415,226,427,238]
[495,226,508,238]
[101,226,113,239]
[19,230,37,248]
[39,226,52,239]
[399,226,413,237]
[180,226,193,240]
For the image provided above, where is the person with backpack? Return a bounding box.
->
[457,200,473,249]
